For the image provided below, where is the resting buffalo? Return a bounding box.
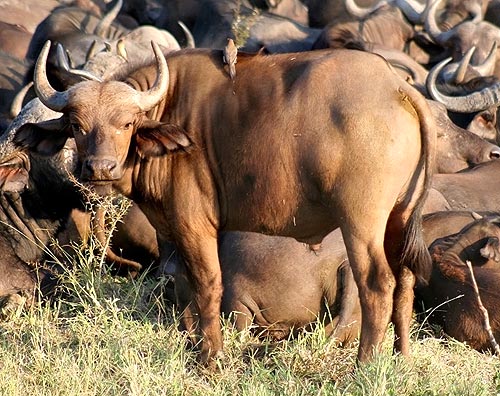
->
[423,159,500,214]
[164,229,361,344]
[312,1,416,54]
[0,99,84,308]
[192,0,320,52]
[426,100,500,173]
[115,204,359,343]
[15,42,436,365]
[417,212,500,352]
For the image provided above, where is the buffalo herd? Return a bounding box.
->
[2,0,500,367]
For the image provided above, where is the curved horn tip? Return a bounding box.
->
[426,56,452,97]
[150,41,164,60]
[39,40,52,60]
[177,20,196,48]
[133,41,169,112]
[34,39,70,111]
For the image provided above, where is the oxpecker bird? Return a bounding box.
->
[223,38,237,81]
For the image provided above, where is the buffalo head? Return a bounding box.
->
[15,40,192,194]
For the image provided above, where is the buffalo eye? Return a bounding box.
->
[124,122,133,130]
[71,123,86,136]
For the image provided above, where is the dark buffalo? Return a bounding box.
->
[425,0,500,78]
[114,203,360,343]
[16,42,436,365]
[416,212,500,352]
[0,97,151,308]
[0,52,34,133]
[425,50,500,145]
[0,99,84,308]
[192,0,320,52]
[165,229,361,344]
[113,203,360,343]
[312,2,416,54]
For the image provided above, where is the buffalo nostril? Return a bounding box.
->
[490,149,500,159]
[85,160,94,172]
[104,160,116,171]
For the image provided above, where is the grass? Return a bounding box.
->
[1,194,500,395]
[1,259,500,396]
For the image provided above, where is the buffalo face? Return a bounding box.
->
[14,40,195,193]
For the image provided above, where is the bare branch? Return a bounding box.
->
[465,260,500,356]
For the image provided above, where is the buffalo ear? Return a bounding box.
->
[0,166,29,192]
[13,117,70,156]
[480,236,500,262]
[136,120,193,158]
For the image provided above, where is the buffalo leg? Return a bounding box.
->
[330,260,361,345]
[344,235,396,362]
[392,266,415,355]
[175,234,223,366]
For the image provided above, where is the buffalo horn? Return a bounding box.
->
[57,43,103,82]
[468,2,483,23]
[453,46,476,84]
[116,39,128,60]
[471,41,498,77]
[56,43,71,71]
[427,56,500,113]
[178,21,195,49]
[395,0,426,24]
[425,0,456,45]
[9,82,33,118]
[95,0,123,37]
[34,41,69,111]
[344,0,388,19]
[132,41,169,112]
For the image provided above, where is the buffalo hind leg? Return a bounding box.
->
[392,266,415,355]
[345,236,396,362]
[385,210,420,356]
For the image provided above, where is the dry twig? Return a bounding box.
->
[465,260,500,356]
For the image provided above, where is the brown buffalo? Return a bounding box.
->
[416,212,500,352]
[423,159,500,214]
[422,210,494,246]
[164,229,361,345]
[15,42,436,365]
[0,22,32,59]
[312,2,416,54]
[427,100,500,173]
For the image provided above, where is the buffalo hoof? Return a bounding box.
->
[0,293,29,319]
[198,349,226,372]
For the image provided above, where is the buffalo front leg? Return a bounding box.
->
[176,235,224,366]
[345,237,396,363]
